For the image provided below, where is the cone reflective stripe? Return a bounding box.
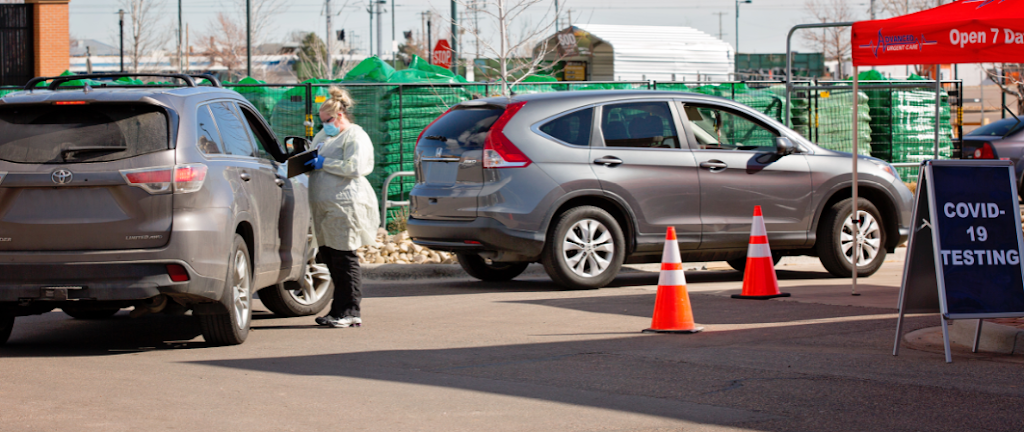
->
[732,206,791,300]
[644,227,703,334]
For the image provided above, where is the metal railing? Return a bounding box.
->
[379,171,415,229]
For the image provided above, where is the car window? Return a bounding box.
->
[209,101,255,157]
[683,104,778,150]
[600,102,679,149]
[196,105,225,155]
[539,108,593,146]
[420,107,503,149]
[233,104,275,161]
[0,103,169,164]
[967,118,1024,138]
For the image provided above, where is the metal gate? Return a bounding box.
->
[0,5,33,86]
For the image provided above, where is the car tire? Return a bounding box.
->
[62,307,120,320]
[541,206,625,290]
[260,229,334,317]
[817,198,887,278]
[199,234,252,346]
[456,253,529,281]
[726,254,782,273]
[0,312,13,345]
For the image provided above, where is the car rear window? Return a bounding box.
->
[0,103,169,164]
[967,118,1024,138]
[419,107,503,149]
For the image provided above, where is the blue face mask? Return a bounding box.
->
[322,122,340,137]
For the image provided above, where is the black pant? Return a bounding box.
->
[319,247,361,318]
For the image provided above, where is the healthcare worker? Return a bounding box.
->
[305,86,380,328]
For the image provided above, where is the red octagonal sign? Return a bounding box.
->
[432,40,452,69]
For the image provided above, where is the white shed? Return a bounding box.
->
[539,24,735,81]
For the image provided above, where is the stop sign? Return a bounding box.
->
[432,40,452,69]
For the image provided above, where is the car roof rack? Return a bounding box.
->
[23,73,223,90]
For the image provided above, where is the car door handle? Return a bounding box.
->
[274,178,285,187]
[593,156,623,166]
[240,172,251,181]
[699,161,728,170]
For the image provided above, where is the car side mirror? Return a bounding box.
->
[775,136,796,156]
[284,136,310,155]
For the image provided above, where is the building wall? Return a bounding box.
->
[28,0,69,77]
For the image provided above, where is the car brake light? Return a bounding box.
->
[973,142,995,159]
[166,264,190,282]
[54,101,87,105]
[173,164,208,193]
[483,101,530,169]
[121,163,207,194]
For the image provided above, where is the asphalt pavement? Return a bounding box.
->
[2,252,1023,431]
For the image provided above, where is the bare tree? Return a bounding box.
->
[802,0,854,79]
[451,0,562,97]
[119,0,166,72]
[229,0,288,51]
[985,65,1024,115]
[291,32,356,81]
[200,13,246,80]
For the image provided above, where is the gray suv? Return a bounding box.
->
[409,91,913,289]
[0,74,332,346]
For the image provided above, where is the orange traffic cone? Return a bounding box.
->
[732,206,790,300]
[643,227,703,334]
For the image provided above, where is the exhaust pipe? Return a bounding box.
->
[129,295,168,318]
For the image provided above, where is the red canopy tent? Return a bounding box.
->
[842,0,1024,294]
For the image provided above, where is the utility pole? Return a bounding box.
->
[426,14,432,64]
[367,2,373,57]
[713,11,727,40]
[554,0,559,31]
[450,0,458,75]
[118,9,125,72]
[735,0,750,54]
[870,0,875,20]
[391,0,396,63]
[376,0,385,61]
[178,0,183,73]
[326,0,334,76]
[246,0,252,77]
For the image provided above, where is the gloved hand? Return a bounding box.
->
[304,155,325,170]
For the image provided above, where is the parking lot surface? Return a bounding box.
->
[3,256,1023,431]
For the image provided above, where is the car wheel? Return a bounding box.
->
[456,253,529,281]
[199,234,252,346]
[260,230,334,317]
[541,206,625,289]
[62,306,120,320]
[0,312,13,345]
[726,253,782,273]
[817,198,887,278]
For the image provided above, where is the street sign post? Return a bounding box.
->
[432,40,452,70]
[893,160,1024,363]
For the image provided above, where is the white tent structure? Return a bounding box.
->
[540,24,734,81]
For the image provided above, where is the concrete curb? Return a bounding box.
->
[948,319,1024,355]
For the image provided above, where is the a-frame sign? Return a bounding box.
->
[893,160,1024,363]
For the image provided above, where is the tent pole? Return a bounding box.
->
[935,67,941,159]
[852,66,860,296]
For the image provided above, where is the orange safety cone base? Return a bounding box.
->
[731,292,791,300]
[642,326,704,334]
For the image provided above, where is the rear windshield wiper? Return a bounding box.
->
[423,135,449,142]
[61,146,127,161]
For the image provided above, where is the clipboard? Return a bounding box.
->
[286,148,318,178]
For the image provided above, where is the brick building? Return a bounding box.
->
[0,0,70,86]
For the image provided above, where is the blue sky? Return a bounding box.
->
[70,0,873,56]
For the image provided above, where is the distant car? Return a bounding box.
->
[961,117,1024,197]
[408,91,913,289]
[0,73,332,346]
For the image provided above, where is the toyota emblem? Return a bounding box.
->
[52,169,73,184]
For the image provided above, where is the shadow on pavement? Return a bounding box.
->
[1,311,211,357]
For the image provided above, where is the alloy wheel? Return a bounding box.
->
[841,210,882,267]
[232,250,251,330]
[562,218,615,278]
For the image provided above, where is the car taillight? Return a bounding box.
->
[166,264,190,282]
[483,101,530,169]
[973,142,996,159]
[121,163,207,194]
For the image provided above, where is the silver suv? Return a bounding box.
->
[409,91,914,289]
[0,74,332,346]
